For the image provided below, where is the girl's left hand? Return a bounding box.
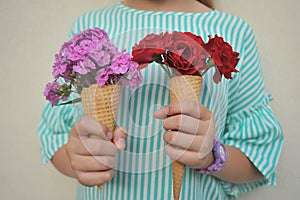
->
[153,101,216,169]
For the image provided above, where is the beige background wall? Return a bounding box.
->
[0,0,299,199]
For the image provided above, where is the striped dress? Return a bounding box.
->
[38,2,283,199]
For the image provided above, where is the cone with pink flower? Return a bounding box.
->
[44,28,143,190]
[81,83,121,190]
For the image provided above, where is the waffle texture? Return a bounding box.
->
[81,84,121,131]
[81,84,121,190]
[169,75,202,200]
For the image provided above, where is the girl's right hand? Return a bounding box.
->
[65,116,126,187]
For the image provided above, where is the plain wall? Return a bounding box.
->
[0,0,299,199]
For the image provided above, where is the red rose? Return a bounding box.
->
[132,33,166,70]
[183,32,205,46]
[164,31,208,75]
[205,35,239,83]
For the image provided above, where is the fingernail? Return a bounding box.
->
[117,138,126,149]
[107,131,113,140]
[164,106,169,115]
[153,106,168,116]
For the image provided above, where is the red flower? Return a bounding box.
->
[183,32,205,46]
[132,33,166,70]
[205,35,239,83]
[164,32,209,75]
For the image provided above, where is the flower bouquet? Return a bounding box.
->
[132,32,239,200]
[44,28,142,188]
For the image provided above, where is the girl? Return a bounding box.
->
[38,0,283,199]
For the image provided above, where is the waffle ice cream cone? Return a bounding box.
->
[81,84,121,131]
[81,84,121,189]
[169,75,202,200]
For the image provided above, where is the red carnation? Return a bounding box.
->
[164,31,209,75]
[183,32,205,46]
[132,33,166,70]
[205,35,239,83]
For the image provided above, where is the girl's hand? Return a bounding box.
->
[154,101,216,169]
[65,116,126,187]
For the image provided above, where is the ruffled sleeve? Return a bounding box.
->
[38,100,81,164]
[220,23,284,197]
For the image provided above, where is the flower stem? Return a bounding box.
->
[159,64,172,79]
[71,90,80,94]
[58,97,82,106]
[202,57,216,76]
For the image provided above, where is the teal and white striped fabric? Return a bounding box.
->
[38,2,283,199]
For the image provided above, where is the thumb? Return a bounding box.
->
[113,126,127,150]
[153,106,169,119]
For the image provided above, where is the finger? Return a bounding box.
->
[76,169,115,187]
[164,101,212,120]
[78,138,118,156]
[163,115,212,135]
[113,126,127,150]
[163,131,204,152]
[164,145,208,168]
[153,106,169,119]
[70,155,116,172]
[75,117,112,140]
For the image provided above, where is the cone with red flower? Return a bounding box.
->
[132,31,239,200]
[169,75,202,200]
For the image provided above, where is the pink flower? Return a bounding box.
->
[111,53,132,74]
[128,61,139,71]
[89,50,111,66]
[65,46,85,61]
[52,62,67,78]
[45,28,143,107]
[44,81,63,106]
[118,64,143,91]
[73,39,93,55]
[52,54,68,78]
[73,61,90,74]
[129,70,143,90]
[96,69,113,86]
[82,59,96,70]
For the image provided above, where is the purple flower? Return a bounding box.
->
[96,68,113,86]
[82,59,96,69]
[52,63,68,78]
[73,44,89,56]
[60,67,74,82]
[91,28,109,41]
[111,53,131,74]
[59,41,72,55]
[103,41,119,55]
[129,70,143,90]
[89,50,111,67]
[44,81,63,106]
[45,28,144,107]
[52,54,67,78]
[65,46,85,61]
[73,61,90,75]
[128,61,139,71]
[78,39,94,51]
[54,53,63,63]
[117,60,142,90]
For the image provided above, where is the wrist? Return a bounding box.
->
[202,150,215,169]
[196,137,227,174]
